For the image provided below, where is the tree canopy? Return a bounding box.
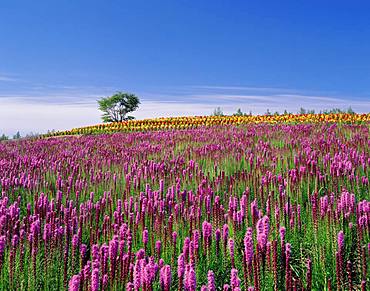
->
[98,92,140,122]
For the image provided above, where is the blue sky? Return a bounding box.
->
[1,1,370,135]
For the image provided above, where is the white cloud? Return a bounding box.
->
[1,90,369,137]
[0,74,18,82]
[191,85,295,93]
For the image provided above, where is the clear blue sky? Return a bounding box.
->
[1,1,369,135]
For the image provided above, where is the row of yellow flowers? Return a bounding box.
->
[46,113,370,137]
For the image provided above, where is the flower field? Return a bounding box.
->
[0,121,369,290]
[46,113,370,136]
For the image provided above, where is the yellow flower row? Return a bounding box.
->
[47,113,370,136]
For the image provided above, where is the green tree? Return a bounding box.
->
[233,108,244,116]
[0,134,9,141]
[347,106,355,114]
[213,107,224,116]
[98,92,140,122]
[13,131,21,139]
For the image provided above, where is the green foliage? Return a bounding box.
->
[213,107,224,116]
[347,106,355,114]
[0,134,9,141]
[98,92,140,122]
[321,108,346,114]
[13,131,21,139]
[233,108,244,116]
[298,107,357,115]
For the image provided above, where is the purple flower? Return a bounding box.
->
[223,224,229,241]
[184,264,197,291]
[109,236,119,260]
[178,253,185,279]
[230,268,240,289]
[126,282,134,291]
[11,235,19,247]
[172,231,177,243]
[72,234,79,249]
[91,268,99,291]
[143,229,149,245]
[207,270,216,291]
[134,258,143,289]
[144,258,157,286]
[43,223,51,242]
[136,248,145,260]
[183,237,190,260]
[337,231,344,251]
[156,240,162,256]
[68,274,80,291]
[215,229,221,242]
[228,238,235,266]
[0,236,6,255]
[279,227,286,243]
[160,265,172,291]
[285,243,291,259]
[102,274,108,288]
[244,227,254,265]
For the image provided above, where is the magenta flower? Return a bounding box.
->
[279,227,286,244]
[184,264,197,291]
[160,265,172,291]
[133,258,143,289]
[223,224,229,242]
[207,270,216,291]
[126,282,134,291]
[244,227,254,265]
[156,240,162,256]
[68,274,80,291]
[177,253,185,279]
[337,231,344,252]
[91,268,99,291]
[143,229,149,245]
[230,268,240,289]
[228,238,235,267]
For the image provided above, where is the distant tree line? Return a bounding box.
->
[212,107,356,116]
[0,131,21,141]
[0,130,56,141]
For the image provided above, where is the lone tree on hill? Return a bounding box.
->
[98,92,140,122]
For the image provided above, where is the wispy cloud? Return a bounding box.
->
[191,85,296,93]
[0,73,18,82]
[1,84,369,136]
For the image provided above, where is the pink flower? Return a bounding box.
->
[337,231,344,252]
[68,274,80,291]
[184,264,197,291]
[156,240,162,256]
[160,265,172,291]
[91,268,99,291]
[207,270,216,291]
[244,227,254,265]
[230,268,240,289]
[143,229,149,245]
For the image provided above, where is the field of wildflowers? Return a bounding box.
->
[46,113,370,136]
[0,120,369,290]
